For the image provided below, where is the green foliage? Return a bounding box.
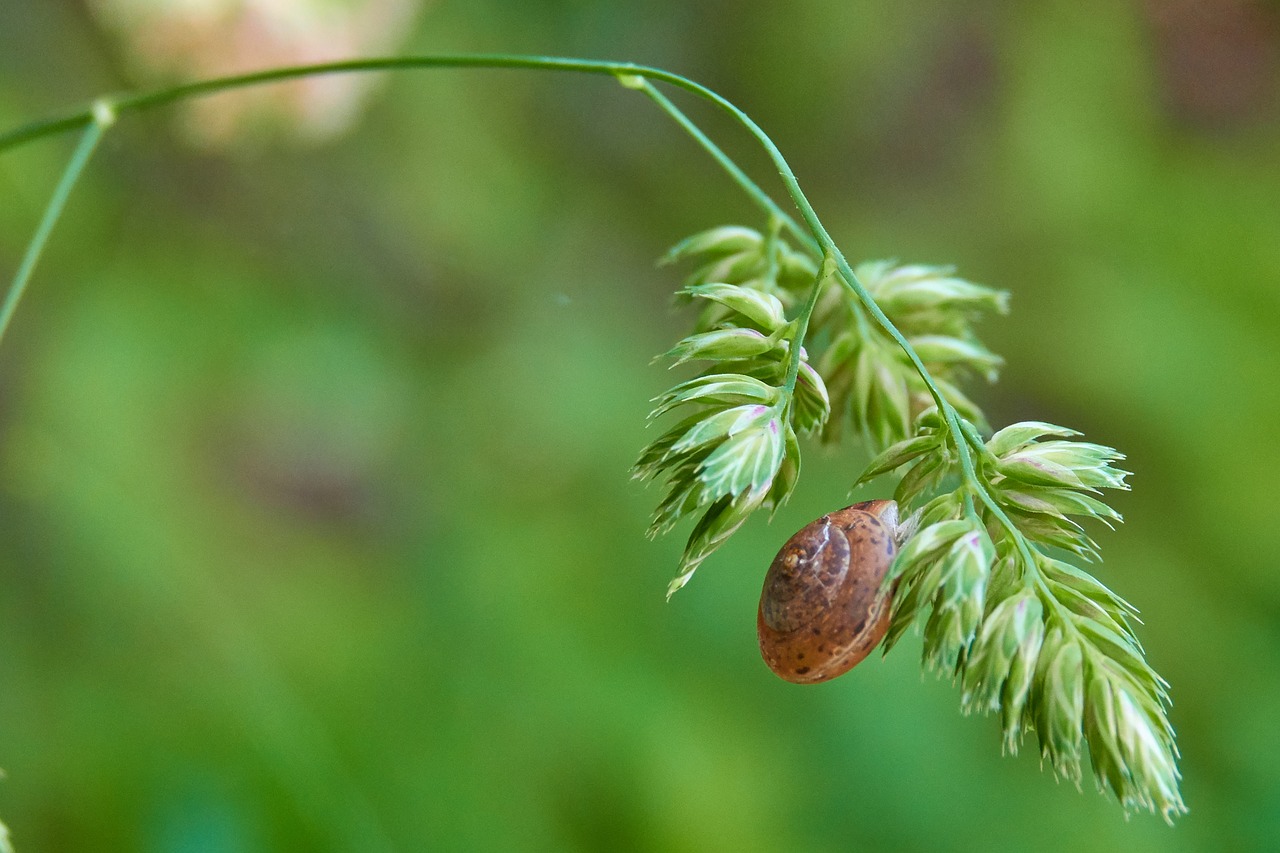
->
[643,214,1183,820]
[0,37,1200,843]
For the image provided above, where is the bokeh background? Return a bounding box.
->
[1,1,1278,850]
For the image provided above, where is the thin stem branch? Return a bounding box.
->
[628,79,813,252]
[763,216,783,284]
[0,102,113,346]
[782,253,834,397]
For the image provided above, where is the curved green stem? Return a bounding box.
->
[0,56,939,384]
[0,52,990,529]
[2,56,688,152]
[627,79,813,252]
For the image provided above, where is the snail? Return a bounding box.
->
[758,499,911,684]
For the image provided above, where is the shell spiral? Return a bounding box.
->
[757,500,900,684]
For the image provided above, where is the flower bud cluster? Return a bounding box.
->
[978,422,1130,562]
[635,226,830,596]
[815,261,1007,450]
[640,221,1182,819]
[882,513,993,674]
[858,417,1183,820]
[662,224,817,323]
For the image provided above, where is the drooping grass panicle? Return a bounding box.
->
[631,84,1176,817]
[854,413,1183,820]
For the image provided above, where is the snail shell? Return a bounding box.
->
[757,500,901,684]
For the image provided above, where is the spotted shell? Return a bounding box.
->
[757,500,900,684]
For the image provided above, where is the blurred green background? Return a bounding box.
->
[2,1,1279,850]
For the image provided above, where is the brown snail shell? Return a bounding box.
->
[757,500,901,684]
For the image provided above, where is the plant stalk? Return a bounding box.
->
[0,53,1007,538]
[0,102,113,346]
